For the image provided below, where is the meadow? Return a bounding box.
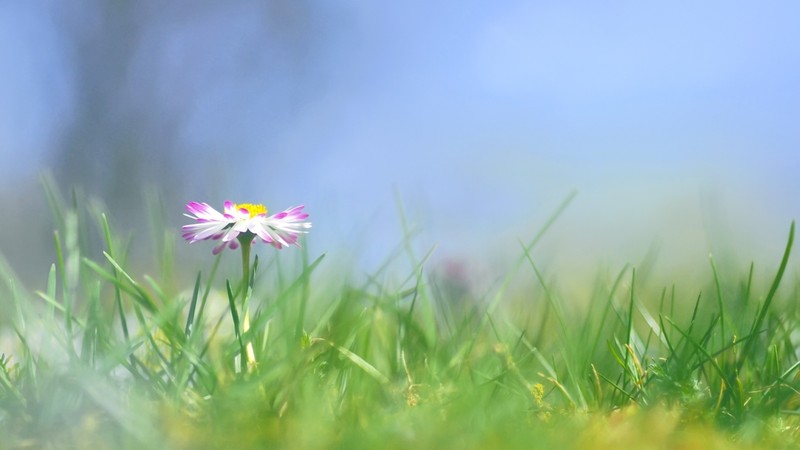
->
[1,183,799,449]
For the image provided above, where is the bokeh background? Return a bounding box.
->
[1,1,799,287]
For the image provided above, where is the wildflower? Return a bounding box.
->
[182,201,311,254]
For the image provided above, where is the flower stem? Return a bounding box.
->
[240,236,251,297]
[237,234,256,372]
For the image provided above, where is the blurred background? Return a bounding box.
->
[1,1,799,288]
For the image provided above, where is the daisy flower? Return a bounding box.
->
[182,201,311,254]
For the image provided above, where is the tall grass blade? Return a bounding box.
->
[740,221,795,367]
[226,280,245,373]
[185,272,202,337]
[315,338,391,385]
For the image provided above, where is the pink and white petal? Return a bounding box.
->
[272,230,297,248]
[180,222,219,234]
[184,202,214,217]
[283,205,309,220]
[185,202,228,221]
[264,207,311,231]
[224,201,251,220]
[232,220,250,233]
[291,207,309,220]
[212,241,229,255]
[272,232,291,248]
[181,221,229,242]
[219,226,241,243]
[252,225,279,245]
[252,225,274,244]
[251,220,293,248]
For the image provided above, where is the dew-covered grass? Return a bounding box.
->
[1,182,799,449]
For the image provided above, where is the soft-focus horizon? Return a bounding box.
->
[1,1,799,285]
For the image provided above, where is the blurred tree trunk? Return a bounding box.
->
[53,1,178,222]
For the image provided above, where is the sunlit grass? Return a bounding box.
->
[1,182,799,449]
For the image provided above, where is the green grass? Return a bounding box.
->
[1,184,800,449]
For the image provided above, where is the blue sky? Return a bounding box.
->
[1,1,799,278]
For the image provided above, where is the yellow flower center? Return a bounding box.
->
[235,203,268,218]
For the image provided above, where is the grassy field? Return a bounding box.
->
[1,185,799,449]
